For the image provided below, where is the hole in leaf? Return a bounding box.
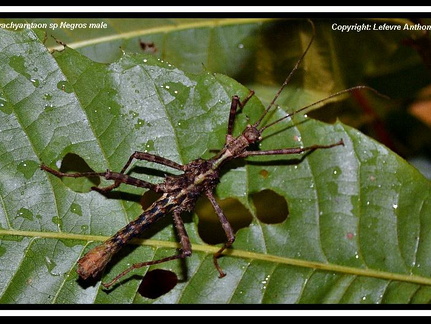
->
[140,190,163,210]
[195,196,252,245]
[250,189,288,224]
[138,269,178,299]
[59,153,100,193]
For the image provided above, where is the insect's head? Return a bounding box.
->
[242,124,262,144]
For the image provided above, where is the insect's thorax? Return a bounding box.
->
[212,124,262,169]
[162,158,220,212]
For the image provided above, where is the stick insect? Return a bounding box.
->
[41,21,382,289]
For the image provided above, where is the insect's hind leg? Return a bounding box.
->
[101,210,192,289]
[205,190,235,278]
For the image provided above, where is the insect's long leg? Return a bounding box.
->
[40,164,162,193]
[92,171,164,194]
[226,91,255,143]
[41,164,103,178]
[93,152,185,194]
[102,209,191,289]
[119,151,185,174]
[90,152,185,194]
[240,139,344,158]
[205,190,235,278]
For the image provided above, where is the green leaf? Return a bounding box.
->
[1,21,431,305]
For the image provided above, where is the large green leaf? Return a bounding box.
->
[1,22,431,305]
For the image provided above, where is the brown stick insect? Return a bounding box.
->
[41,21,384,289]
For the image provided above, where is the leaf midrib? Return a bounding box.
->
[1,227,430,287]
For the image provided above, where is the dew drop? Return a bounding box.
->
[134,118,145,129]
[0,245,6,257]
[17,160,39,179]
[51,216,63,226]
[44,103,55,111]
[45,256,60,276]
[9,55,31,79]
[0,96,12,114]
[57,80,73,93]
[129,110,139,118]
[261,274,271,290]
[30,78,40,87]
[70,203,82,216]
[144,139,155,153]
[16,207,34,220]
[392,204,398,209]
[238,43,244,49]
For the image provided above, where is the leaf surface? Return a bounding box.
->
[0,25,431,305]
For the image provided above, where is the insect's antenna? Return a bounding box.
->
[253,19,316,128]
[260,86,390,133]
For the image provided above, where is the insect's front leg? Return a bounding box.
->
[119,151,185,174]
[205,190,235,278]
[226,91,255,143]
[240,139,345,158]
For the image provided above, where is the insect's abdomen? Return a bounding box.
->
[77,194,175,280]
